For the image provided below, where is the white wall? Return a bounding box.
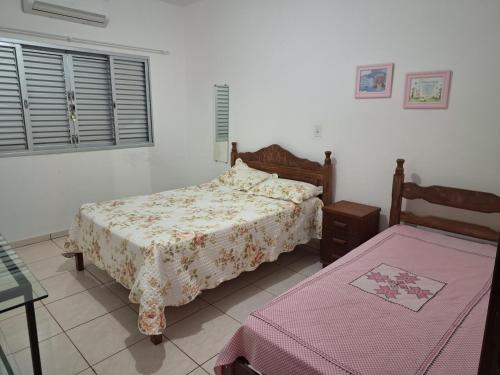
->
[182,0,500,228]
[0,0,188,241]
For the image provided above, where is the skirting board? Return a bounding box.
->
[11,230,69,249]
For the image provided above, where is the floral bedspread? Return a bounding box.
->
[63,181,322,335]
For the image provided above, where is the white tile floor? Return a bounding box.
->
[2,238,321,375]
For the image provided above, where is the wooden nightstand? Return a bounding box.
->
[320,200,381,267]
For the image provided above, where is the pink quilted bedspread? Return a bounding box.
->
[215,225,495,375]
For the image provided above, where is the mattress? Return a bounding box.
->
[63,181,322,335]
[216,225,495,375]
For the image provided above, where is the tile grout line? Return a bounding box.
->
[203,296,245,326]
[2,305,64,355]
[41,280,102,306]
[8,325,62,355]
[20,252,62,266]
[50,238,66,250]
[163,334,208,369]
[41,301,95,373]
[53,301,129,334]
[62,309,145,370]
[188,367,210,375]
[77,367,97,375]
[161,304,227,368]
[2,303,67,355]
[89,336,150,369]
[37,265,92,282]
[62,330,94,372]
[200,353,219,372]
[38,264,109,305]
[14,238,66,263]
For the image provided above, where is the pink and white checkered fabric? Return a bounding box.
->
[216,225,495,375]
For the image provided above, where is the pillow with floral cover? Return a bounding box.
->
[217,158,274,191]
[248,177,323,204]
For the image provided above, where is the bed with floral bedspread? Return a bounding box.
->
[63,181,322,335]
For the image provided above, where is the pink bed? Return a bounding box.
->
[215,225,495,375]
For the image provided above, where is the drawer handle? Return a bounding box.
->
[333,221,347,229]
[332,237,346,245]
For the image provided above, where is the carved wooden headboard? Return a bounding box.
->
[230,142,333,205]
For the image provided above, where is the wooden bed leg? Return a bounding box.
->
[231,142,238,167]
[75,253,84,271]
[150,334,163,345]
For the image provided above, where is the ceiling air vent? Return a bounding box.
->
[22,0,109,27]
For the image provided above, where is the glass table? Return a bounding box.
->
[0,234,48,375]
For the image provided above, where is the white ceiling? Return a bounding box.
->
[159,0,201,6]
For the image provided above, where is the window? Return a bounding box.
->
[0,39,153,157]
[213,84,229,163]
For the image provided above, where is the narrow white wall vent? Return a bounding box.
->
[214,84,229,163]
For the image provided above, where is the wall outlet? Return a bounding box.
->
[314,124,322,138]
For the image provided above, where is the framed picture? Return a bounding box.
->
[355,63,394,98]
[404,71,452,109]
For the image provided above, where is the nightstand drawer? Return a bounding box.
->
[321,232,355,257]
[322,215,359,241]
[321,201,381,267]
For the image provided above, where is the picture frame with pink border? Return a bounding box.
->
[403,70,452,109]
[355,63,394,98]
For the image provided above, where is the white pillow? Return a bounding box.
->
[248,177,323,204]
[217,158,274,191]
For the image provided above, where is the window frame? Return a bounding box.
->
[0,37,154,158]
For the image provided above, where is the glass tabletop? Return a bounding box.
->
[0,235,48,314]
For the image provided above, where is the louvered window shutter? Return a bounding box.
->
[22,47,71,149]
[0,43,27,152]
[214,84,229,162]
[111,58,152,145]
[0,38,154,157]
[72,54,114,145]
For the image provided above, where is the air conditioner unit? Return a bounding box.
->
[22,0,110,27]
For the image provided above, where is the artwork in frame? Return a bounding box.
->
[404,71,452,109]
[355,63,394,98]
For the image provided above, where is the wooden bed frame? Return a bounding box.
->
[73,143,333,345]
[222,158,500,375]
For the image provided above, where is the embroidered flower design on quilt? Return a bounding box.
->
[407,286,433,299]
[350,263,445,311]
[396,272,420,284]
[374,285,400,299]
[366,271,390,283]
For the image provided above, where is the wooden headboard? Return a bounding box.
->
[231,142,333,205]
[389,159,500,241]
